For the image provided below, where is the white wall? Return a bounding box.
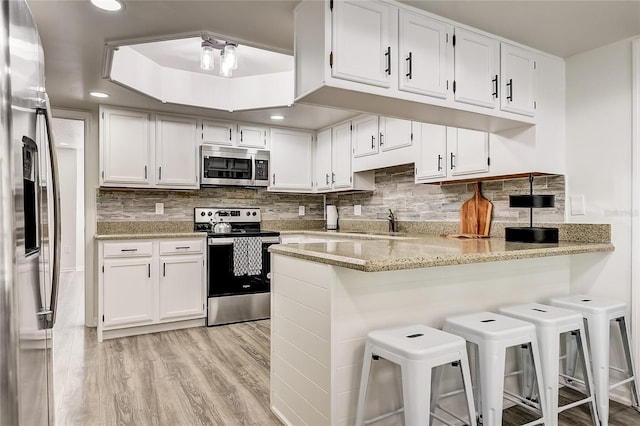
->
[52,117,85,272]
[566,38,633,301]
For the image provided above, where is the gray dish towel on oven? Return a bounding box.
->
[233,237,262,276]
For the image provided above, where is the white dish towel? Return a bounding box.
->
[233,237,262,276]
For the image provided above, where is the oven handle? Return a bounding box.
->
[262,237,281,244]
[208,238,234,246]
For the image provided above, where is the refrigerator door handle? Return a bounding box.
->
[37,93,60,329]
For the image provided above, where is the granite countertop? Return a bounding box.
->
[269,231,615,272]
[95,232,207,241]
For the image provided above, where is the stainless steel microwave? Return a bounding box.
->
[200,146,270,187]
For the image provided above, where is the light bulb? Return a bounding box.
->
[200,42,214,71]
[224,44,238,70]
[219,53,232,77]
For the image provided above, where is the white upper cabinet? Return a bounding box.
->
[448,128,490,176]
[269,128,313,192]
[352,115,379,158]
[314,128,333,191]
[201,119,235,146]
[331,0,395,87]
[398,10,451,99]
[155,115,199,188]
[101,108,152,186]
[332,122,353,189]
[379,117,412,152]
[500,43,536,117]
[238,124,268,149]
[453,28,500,109]
[414,124,489,183]
[414,122,447,181]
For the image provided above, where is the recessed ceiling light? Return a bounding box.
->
[90,0,122,12]
[270,115,285,120]
[90,91,109,98]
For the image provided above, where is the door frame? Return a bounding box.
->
[52,108,97,327]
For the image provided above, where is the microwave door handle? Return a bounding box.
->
[251,154,256,186]
[36,94,61,330]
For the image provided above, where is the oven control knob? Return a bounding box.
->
[207,211,213,216]
[246,212,251,216]
[200,211,205,216]
[252,212,257,216]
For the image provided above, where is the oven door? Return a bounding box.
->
[207,237,270,296]
[201,147,253,186]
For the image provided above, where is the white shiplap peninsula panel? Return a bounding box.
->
[270,253,571,425]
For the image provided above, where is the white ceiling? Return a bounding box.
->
[27,0,640,130]
[130,38,294,77]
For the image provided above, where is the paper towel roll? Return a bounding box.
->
[326,205,338,230]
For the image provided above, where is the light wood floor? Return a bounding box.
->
[54,274,640,425]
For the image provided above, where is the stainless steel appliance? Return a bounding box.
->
[1,1,61,424]
[200,146,270,187]
[195,207,279,326]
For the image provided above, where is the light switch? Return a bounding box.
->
[570,195,585,216]
[155,203,164,214]
[298,205,305,216]
[354,204,362,216]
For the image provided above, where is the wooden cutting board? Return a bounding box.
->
[460,182,493,236]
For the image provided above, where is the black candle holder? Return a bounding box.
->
[505,173,559,243]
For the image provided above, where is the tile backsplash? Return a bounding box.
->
[97,165,564,224]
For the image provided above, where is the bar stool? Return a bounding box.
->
[551,294,640,425]
[499,303,599,426]
[444,312,547,426]
[355,324,477,426]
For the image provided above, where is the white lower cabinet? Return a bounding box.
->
[159,255,205,321]
[415,122,490,183]
[98,237,206,341]
[103,257,154,328]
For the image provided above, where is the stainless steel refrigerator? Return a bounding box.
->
[0,0,61,424]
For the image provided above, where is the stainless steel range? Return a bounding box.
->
[195,207,280,326]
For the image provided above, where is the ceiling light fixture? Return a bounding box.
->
[89,91,109,98]
[90,0,123,12]
[200,36,239,77]
[270,115,285,120]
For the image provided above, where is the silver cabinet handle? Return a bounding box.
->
[379,132,384,146]
[371,135,375,149]
[272,173,276,185]
[37,94,60,329]
[158,166,162,180]
[163,263,166,277]
[175,246,190,250]
[450,153,455,170]
[332,172,336,184]
[437,155,443,171]
[144,165,147,179]
[325,173,329,185]
[120,248,138,252]
[148,264,151,278]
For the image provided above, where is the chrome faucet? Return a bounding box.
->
[388,209,396,233]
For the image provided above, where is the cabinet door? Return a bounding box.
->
[202,120,235,146]
[379,117,412,152]
[270,128,313,191]
[315,128,333,191]
[398,10,450,99]
[453,28,499,109]
[159,254,205,321]
[156,115,199,188]
[332,0,395,88]
[352,115,379,158]
[101,109,151,186]
[332,122,353,189]
[414,122,447,181]
[501,43,536,117]
[449,128,490,176]
[238,124,268,149]
[103,258,154,327]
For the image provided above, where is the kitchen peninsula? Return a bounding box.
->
[268,228,613,425]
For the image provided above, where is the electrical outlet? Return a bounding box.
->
[155,203,164,214]
[570,195,585,215]
[298,205,305,216]
[354,204,362,216]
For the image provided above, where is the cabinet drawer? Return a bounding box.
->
[159,239,204,255]
[103,241,153,258]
